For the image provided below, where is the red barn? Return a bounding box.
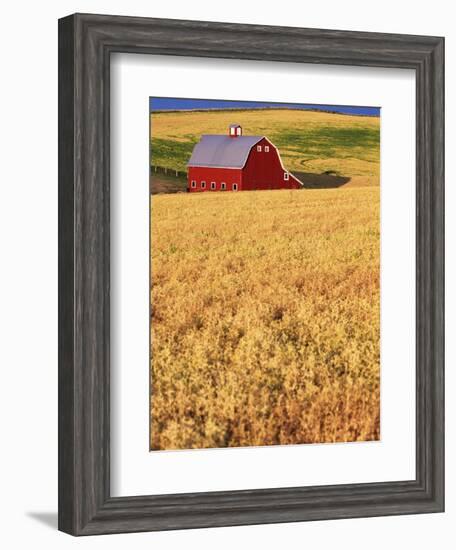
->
[187,124,303,192]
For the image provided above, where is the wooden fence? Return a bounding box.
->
[150,165,186,179]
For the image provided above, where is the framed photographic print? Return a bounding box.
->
[58,13,444,535]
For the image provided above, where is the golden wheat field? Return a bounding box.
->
[150,187,380,450]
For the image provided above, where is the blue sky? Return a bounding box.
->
[149,97,380,117]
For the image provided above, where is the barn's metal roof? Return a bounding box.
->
[187,135,264,169]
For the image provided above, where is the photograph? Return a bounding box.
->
[149,97,381,451]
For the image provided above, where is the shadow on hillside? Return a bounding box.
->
[292,171,351,189]
[150,172,352,194]
[150,174,187,194]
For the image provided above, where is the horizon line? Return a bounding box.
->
[149,97,381,117]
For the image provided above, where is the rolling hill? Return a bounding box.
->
[149,108,380,191]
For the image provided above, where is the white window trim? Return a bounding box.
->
[211,182,216,190]
[284,172,289,181]
[264,146,269,152]
[232,183,238,191]
[201,181,206,189]
[191,180,196,188]
[221,182,226,190]
[236,127,241,136]
[257,145,262,152]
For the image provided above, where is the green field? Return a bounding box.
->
[150,108,380,187]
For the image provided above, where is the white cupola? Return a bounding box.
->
[229,124,242,137]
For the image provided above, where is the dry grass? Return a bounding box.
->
[150,187,380,450]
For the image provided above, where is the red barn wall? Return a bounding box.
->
[188,166,242,192]
[242,137,301,190]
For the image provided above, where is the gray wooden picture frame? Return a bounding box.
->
[58,13,445,536]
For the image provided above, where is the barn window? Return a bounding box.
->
[257,145,262,152]
[211,182,216,190]
[232,183,238,191]
[265,146,269,152]
[221,182,226,190]
[201,181,206,189]
[191,180,196,188]
[284,172,289,181]
[236,127,242,136]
